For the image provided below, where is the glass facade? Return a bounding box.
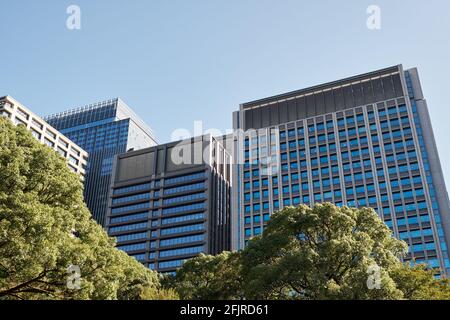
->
[108,169,224,273]
[44,98,156,225]
[232,65,450,277]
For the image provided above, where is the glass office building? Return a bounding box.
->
[45,98,157,225]
[106,135,231,274]
[231,65,450,277]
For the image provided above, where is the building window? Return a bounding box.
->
[69,155,79,165]
[114,183,151,195]
[165,172,206,185]
[57,146,67,157]
[44,137,55,147]
[17,108,29,120]
[30,128,41,140]
[31,119,43,129]
[110,212,148,224]
[116,242,146,252]
[109,222,147,234]
[112,193,151,205]
[14,117,26,126]
[160,234,204,247]
[159,245,204,258]
[111,202,151,215]
[160,223,204,236]
[46,129,57,139]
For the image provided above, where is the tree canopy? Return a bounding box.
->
[0,118,173,300]
[167,203,450,300]
[391,264,450,300]
[164,252,243,300]
[241,203,407,299]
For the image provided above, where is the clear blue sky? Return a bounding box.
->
[1,0,450,185]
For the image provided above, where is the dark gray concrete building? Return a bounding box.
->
[232,65,450,277]
[106,135,232,273]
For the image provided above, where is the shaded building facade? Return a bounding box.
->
[106,135,232,273]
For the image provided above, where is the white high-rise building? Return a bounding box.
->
[0,95,88,178]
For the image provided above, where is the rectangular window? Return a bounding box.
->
[69,155,79,165]
[159,245,204,258]
[161,223,204,236]
[109,222,147,234]
[31,118,43,129]
[116,243,146,252]
[58,139,69,148]
[17,108,29,120]
[44,137,55,147]
[31,128,41,140]
[111,202,151,215]
[57,147,67,157]
[110,212,148,224]
[165,172,206,185]
[112,193,151,205]
[162,202,205,215]
[160,234,204,247]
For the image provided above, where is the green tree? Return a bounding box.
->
[166,252,243,300]
[241,203,408,299]
[140,285,179,300]
[0,118,160,300]
[391,264,450,300]
[165,203,450,300]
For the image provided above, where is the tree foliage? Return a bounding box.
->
[164,252,243,300]
[241,204,408,299]
[391,264,450,300]
[0,118,164,300]
[168,203,450,300]
[140,285,179,300]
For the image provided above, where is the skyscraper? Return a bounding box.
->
[0,95,88,177]
[45,98,157,225]
[232,65,450,277]
[106,135,231,274]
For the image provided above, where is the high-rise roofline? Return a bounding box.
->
[44,98,120,120]
[43,97,157,225]
[44,97,157,142]
[241,65,402,110]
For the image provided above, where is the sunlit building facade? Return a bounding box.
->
[0,95,88,177]
[232,65,450,277]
